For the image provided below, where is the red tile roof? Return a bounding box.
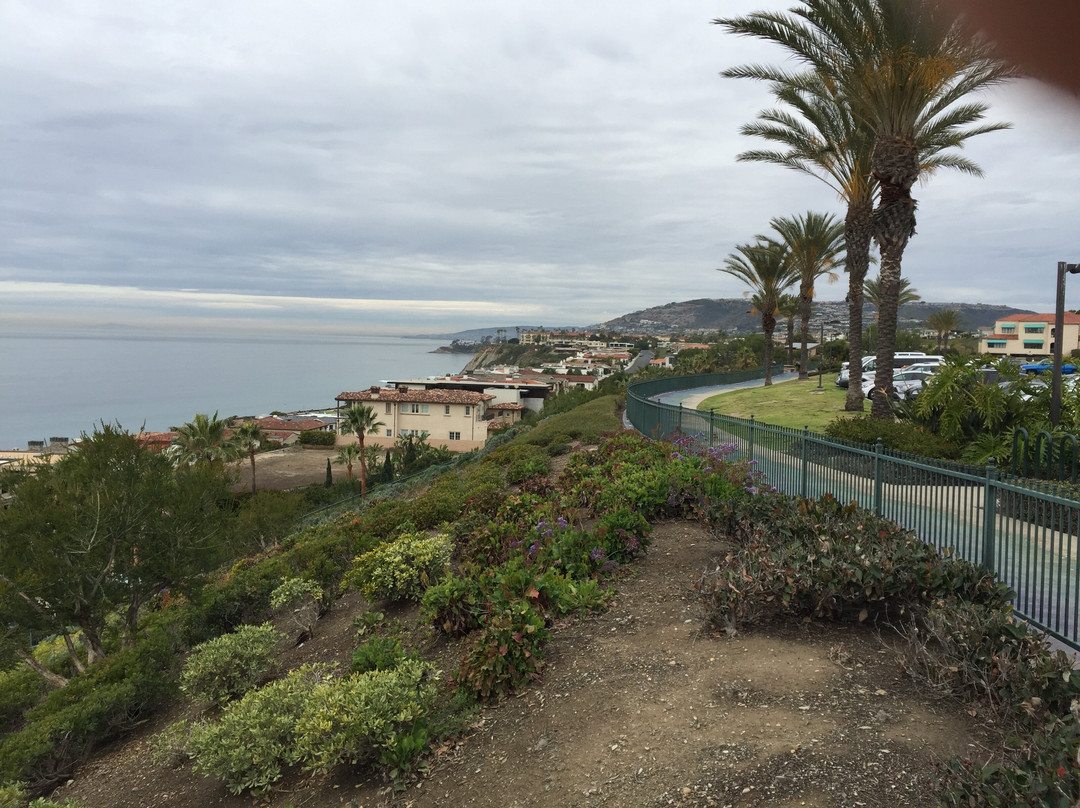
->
[999,313,1080,325]
[253,417,329,432]
[337,387,493,405]
[489,402,525,410]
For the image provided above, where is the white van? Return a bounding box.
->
[860,353,944,384]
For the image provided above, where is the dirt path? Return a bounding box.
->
[53,520,998,808]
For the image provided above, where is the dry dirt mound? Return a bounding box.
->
[52,519,999,808]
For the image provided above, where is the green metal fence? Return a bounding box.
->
[627,372,1080,651]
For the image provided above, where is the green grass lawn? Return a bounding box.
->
[696,376,867,432]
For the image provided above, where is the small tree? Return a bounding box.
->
[339,404,386,496]
[232,420,266,495]
[334,444,362,481]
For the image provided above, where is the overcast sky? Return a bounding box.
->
[3,1,1080,337]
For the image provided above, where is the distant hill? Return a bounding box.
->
[598,298,1035,336]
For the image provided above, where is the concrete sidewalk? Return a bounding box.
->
[651,371,799,410]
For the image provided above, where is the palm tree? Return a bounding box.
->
[778,293,801,365]
[719,238,798,386]
[231,420,266,495]
[334,444,362,482]
[338,404,385,497]
[716,0,1013,417]
[169,412,238,467]
[925,308,963,351]
[863,275,921,312]
[768,212,844,380]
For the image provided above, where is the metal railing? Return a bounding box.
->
[627,371,1080,651]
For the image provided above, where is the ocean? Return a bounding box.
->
[0,331,470,451]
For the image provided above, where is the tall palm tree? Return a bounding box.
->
[231,420,266,495]
[767,212,844,380]
[719,238,798,386]
[339,404,385,497]
[778,293,801,365]
[169,412,238,467]
[864,275,921,312]
[716,0,1013,416]
[925,308,963,351]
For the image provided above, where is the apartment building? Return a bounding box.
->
[335,387,493,451]
[979,313,1080,359]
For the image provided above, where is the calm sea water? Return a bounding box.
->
[0,332,469,450]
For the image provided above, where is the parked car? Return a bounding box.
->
[1020,358,1077,375]
[835,362,850,388]
[862,368,935,401]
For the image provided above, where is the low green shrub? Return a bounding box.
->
[824,415,961,460]
[0,783,90,808]
[179,623,283,704]
[458,603,549,700]
[699,493,1011,634]
[270,577,324,638]
[351,637,407,674]
[0,666,48,733]
[187,660,438,794]
[148,719,194,769]
[344,531,452,603]
[297,430,335,446]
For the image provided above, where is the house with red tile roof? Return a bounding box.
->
[335,386,493,450]
[980,312,1080,359]
[250,417,334,446]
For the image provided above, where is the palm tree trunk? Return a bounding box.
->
[762,314,777,385]
[870,137,919,419]
[786,317,795,364]
[249,448,257,495]
[844,201,873,412]
[798,295,811,381]
[358,436,368,496]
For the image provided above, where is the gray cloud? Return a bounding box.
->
[3,0,1080,335]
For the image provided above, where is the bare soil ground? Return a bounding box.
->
[235,446,341,491]
[52,514,1001,808]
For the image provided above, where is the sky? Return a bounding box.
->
[3,1,1080,338]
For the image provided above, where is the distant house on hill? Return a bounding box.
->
[251,417,334,446]
[980,312,1080,358]
[335,386,493,451]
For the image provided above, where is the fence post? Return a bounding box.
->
[748,415,755,464]
[982,459,998,570]
[873,438,883,517]
[678,403,684,434]
[801,425,809,499]
[708,408,715,449]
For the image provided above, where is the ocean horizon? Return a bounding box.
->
[0,330,470,451]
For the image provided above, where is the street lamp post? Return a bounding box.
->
[817,321,825,389]
[1051,261,1080,427]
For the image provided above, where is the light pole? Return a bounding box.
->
[817,320,825,389]
[1051,261,1080,427]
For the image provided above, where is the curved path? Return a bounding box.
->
[651,370,800,410]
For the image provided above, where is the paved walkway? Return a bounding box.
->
[652,371,800,410]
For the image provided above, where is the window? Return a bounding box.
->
[465,405,471,416]
[407,403,429,414]
[1024,326,1045,333]
[385,402,392,414]
[1024,340,1044,349]
[444,405,451,415]
[385,429,392,437]
[986,340,1007,347]
[1000,324,1016,332]
[449,431,461,441]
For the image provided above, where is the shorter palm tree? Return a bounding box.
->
[720,238,798,385]
[232,420,266,495]
[778,293,801,366]
[169,412,238,467]
[334,444,362,482]
[925,309,963,351]
[864,276,921,315]
[339,404,386,497]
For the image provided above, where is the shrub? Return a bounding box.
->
[179,623,283,704]
[270,577,324,638]
[187,661,438,793]
[149,720,194,769]
[297,430,335,446]
[458,604,549,700]
[699,493,1010,634]
[422,575,484,637]
[351,637,407,674]
[344,531,452,603]
[0,666,48,733]
[824,415,961,460]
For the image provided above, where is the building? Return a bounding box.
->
[335,386,493,451]
[979,313,1080,359]
[251,416,335,446]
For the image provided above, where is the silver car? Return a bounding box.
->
[862,369,935,401]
